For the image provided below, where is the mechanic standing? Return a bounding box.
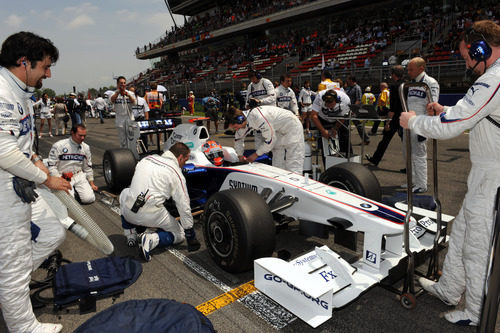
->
[224,105,304,174]
[0,31,71,333]
[401,20,500,327]
[110,76,136,148]
[47,124,98,204]
[275,73,299,116]
[403,57,440,193]
[120,142,200,261]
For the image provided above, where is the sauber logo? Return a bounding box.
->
[229,180,257,192]
[264,273,329,310]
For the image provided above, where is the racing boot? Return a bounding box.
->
[123,228,138,247]
[32,322,63,333]
[418,277,456,306]
[140,232,160,262]
[444,310,478,326]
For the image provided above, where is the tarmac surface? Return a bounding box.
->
[1,115,498,332]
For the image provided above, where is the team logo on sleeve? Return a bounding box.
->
[17,103,24,115]
[63,148,68,153]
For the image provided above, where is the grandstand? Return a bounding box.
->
[131,0,498,98]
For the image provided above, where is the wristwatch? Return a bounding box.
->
[32,155,42,163]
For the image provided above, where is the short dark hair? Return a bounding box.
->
[0,31,58,68]
[390,65,405,78]
[71,124,87,134]
[224,106,244,129]
[347,76,356,82]
[169,142,190,158]
[321,70,332,80]
[116,76,126,83]
[280,73,291,83]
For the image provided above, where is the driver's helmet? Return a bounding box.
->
[202,140,224,166]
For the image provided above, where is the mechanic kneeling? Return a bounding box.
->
[119,142,200,261]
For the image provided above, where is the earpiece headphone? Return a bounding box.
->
[248,69,262,80]
[234,115,246,124]
[465,28,492,62]
[322,90,340,103]
[22,60,27,67]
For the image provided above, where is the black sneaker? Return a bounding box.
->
[365,154,378,166]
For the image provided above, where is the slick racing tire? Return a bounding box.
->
[203,189,275,273]
[319,162,381,201]
[103,148,136,193]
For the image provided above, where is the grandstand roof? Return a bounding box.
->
[138,0,356,60]
[169,0,216,16]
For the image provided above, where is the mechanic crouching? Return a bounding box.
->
[119,142,200,261]
[224,105,304,174]
[47,124,98,204]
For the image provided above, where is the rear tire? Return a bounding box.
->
[103,149,136,193]
[319,162,381,201]
[203,189,275,273]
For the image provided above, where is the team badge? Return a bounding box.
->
[17,103,24,115]
[63,148,68,153]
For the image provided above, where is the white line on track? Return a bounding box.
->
[101,196,296,330]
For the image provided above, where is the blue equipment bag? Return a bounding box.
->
[75,299,216,333]
[53,256,142,310]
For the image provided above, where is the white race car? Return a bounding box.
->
[103,120,448,327]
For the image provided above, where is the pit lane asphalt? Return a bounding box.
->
[2,116,497,332]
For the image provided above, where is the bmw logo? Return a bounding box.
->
[360,203,372,209]
[63,148,68,153]
[17,103,24,115]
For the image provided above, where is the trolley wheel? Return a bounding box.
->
[400,293,417,310]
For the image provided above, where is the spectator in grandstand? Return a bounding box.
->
[346,76,370,145]
[187,91,195,116]
[224,105,304,174]
[365,66,405,167]
[34,93,53,138]
[236,82,247,109]
[401,20,500,327]
[110,76,136,148]
[144,83,163,120]
[317,70,335,91]
[276,73,299,116]
[298,80,315,128]
[370,82,390,135]
[309,89,353,158]
[402,57,439,193]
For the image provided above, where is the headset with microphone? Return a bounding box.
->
[322,89,340,103]
[234,115,246,124]
[465,27,492,76]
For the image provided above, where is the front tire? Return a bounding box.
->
[319,162,381,201]
[103,149,136,193]
[203,189,275,273]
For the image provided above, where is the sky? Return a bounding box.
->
[0,1,184,95]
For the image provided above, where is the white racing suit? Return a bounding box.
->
[110,90,135,148]
[276,85,299,116]
[246,78,276,149]
[234,105,304,173]
[405,72,440,190]
[47,137,95,203]
[408,58,500,323]
[0,67,65,332]
[298,87,315,113]
[120,151,193,243]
